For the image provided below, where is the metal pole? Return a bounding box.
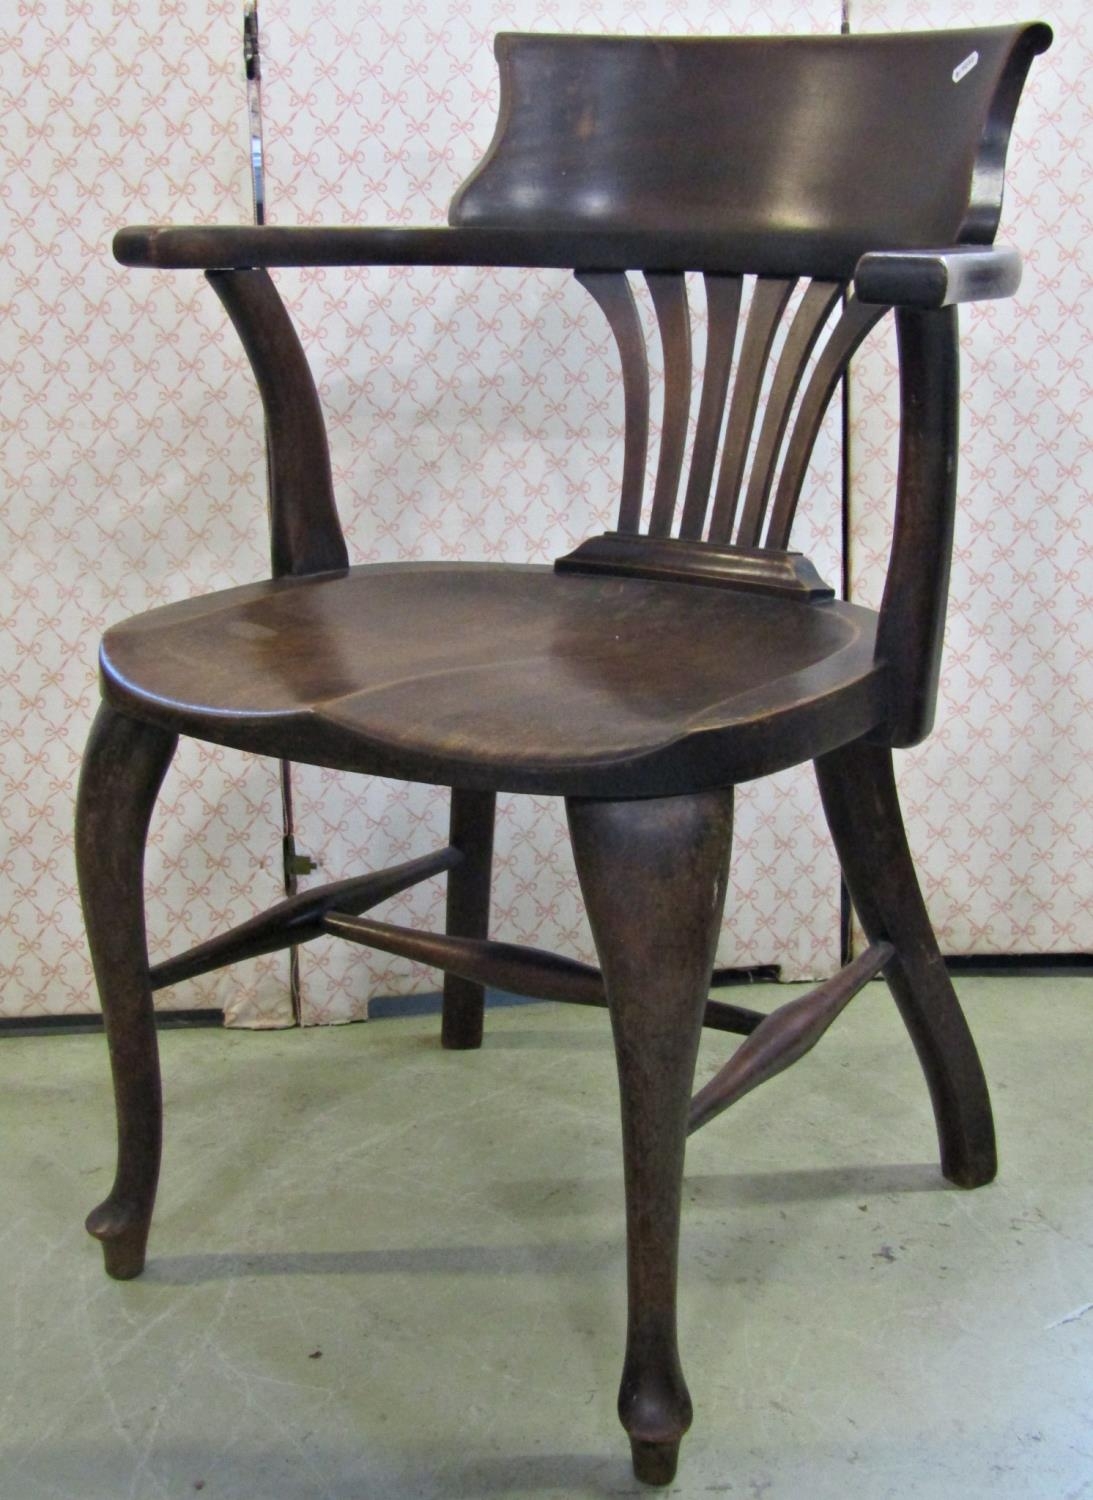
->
[243,1,304,1020]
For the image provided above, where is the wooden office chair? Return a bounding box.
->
[79,24,1051,1484]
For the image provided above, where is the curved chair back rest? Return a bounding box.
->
[450,27,1050,258]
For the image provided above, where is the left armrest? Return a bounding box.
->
[114,224,588,270]
[853,245,1022,308]
[114,223,806,274]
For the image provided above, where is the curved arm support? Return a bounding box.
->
[206,268,348,578]
[854,244,1021,308]
[875,306,960,747]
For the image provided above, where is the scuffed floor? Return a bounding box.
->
[2,976,1091,1499]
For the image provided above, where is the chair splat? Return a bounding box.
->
[766,294,888,550]
[679,274,742,540]
[707,275,797,544]
[574,271,649,533]
[645,272,693,537]
[735,278,844,548]
[571,269,886,577]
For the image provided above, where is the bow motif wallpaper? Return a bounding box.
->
[848,0,1092,958]
[2,2,287,1023]
[1,0,1087,1024]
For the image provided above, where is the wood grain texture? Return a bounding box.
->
[679,274,742,540]
[855,244,1022,308]
[645,273,692,537]
[77,704,177,1280]
[875,307,961,747]
[98,562,883,796]
[687,941,894,1134]
[765,295,887,550]
[735,279,843,548]
[567,789,734,1484]
[149,847,461,991]
[450,28,1051,251]
[707,277,796,544]
[206,269,348,578]
[816,741,996,1187]
[442,789,496,1050]
[555,532,834,600]
[575,272,649,533]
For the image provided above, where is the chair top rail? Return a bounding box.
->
[451,26,1051,250]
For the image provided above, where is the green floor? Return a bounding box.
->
[2,977,1091,1499]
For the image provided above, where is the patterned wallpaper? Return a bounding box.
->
[1,1,1084,1023]
[1,2,290,1023]
[848,0,1092,955]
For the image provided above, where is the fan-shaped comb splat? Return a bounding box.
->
[707,278,796,545]
[679,275,743,541]
[575,271,650,533]
[645,273,693,538]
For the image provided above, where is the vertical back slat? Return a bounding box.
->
[678,274,743,541]
[645,273,692,538]
[734,280,843,548]
[575,271,650,534]
[706,277,796,544]
[765,296,887,550]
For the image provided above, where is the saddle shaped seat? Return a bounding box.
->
[101,562,884,795]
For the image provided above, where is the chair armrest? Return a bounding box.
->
[112,223,902,280]
[853,245,1022,308]
[116,224,751,272]
[113,224,563,270]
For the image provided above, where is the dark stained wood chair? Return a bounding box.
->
[79,24,1051,1485]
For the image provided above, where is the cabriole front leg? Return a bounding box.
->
[76,703,178,1278]
[567,789,734,1486]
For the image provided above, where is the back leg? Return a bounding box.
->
[441,788,496,1049]
[815,739,996,1187]
[77,703,177,1277]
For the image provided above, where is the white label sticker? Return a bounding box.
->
[952,51,979,83]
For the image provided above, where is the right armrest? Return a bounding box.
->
[853,244,1022,308]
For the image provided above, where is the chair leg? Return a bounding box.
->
[567,789,734,1486]
[441,788,496,1050]
[815,740,996,1188]
[76,703,178,1279]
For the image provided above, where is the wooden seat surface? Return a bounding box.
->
[101,562,885,795]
